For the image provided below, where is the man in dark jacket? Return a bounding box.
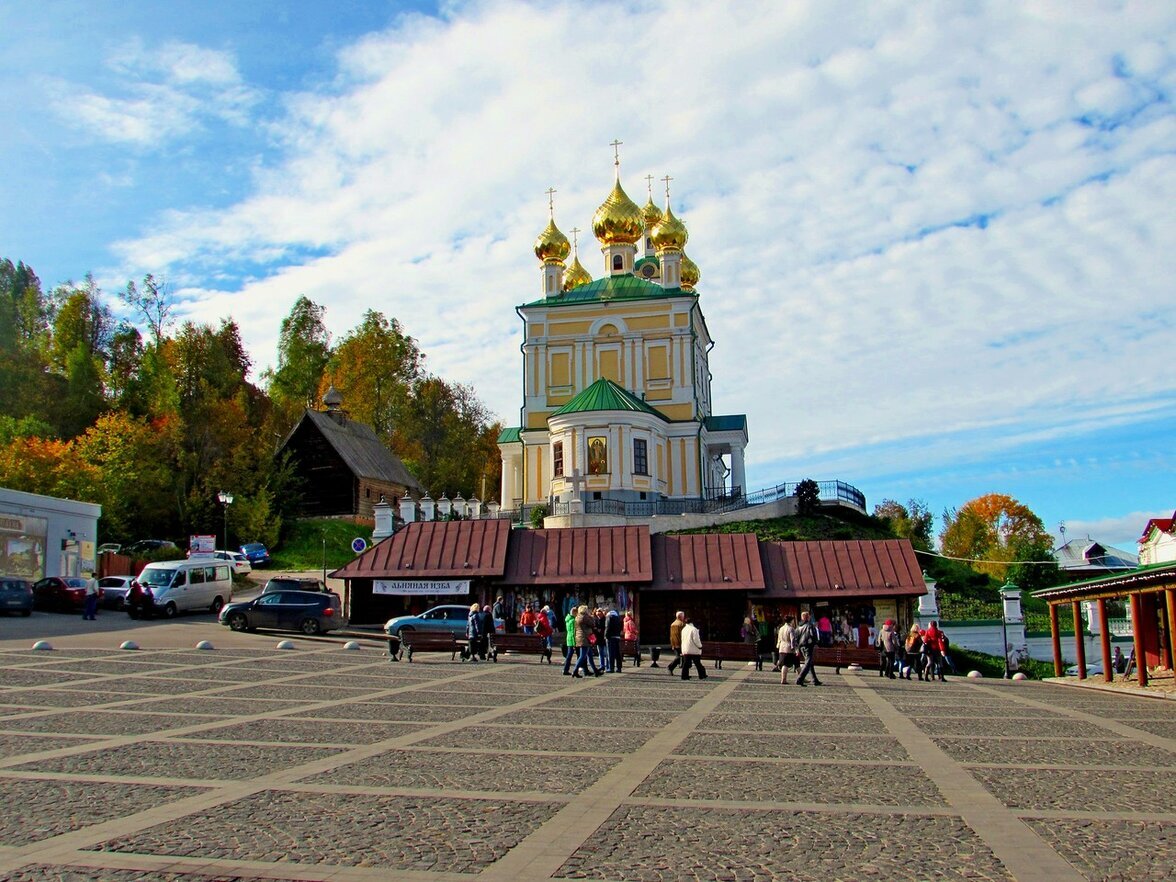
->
[478,604,495,660]
[794,610,822,687]
[605,608,623,672]
[466,603,484,663]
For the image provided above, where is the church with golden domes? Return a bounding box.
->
[497,146,749,523]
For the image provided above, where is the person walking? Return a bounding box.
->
[466,602,484,663]
[776,615,797,685]
[519,603,537,635]
[877,619,899,679]
[924,622,947,681]
[571,604,602,678]
[593,608,608,671]
[794,610,822,687]
[562,606,577,675]
[667,611,686,676]
[679,616,707,680]
[904,625,923,680]
[82,575,100,621]
[622,610,638,666]
[535,606,554,659]
[605,608,623,672]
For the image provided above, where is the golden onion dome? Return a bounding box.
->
[592,177,644,246]
[534,218,570,264]
[680,251,700,290]
[641,195,664,230]
[563,255,592,291]
[650,204,688,253]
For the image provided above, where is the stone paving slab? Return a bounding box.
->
[557,805,1014,882]
[171,718,425,745]
[674,731,911,761]
[2,670,93,687]
[130,697,309,716]
[208,684,379,701]
[68,678,213,694]
[0,710,229,735]
[313,747,618,794]
[1023,819,1176,882]
[13,740,345,780]
[970,767,1176,813]
[494,708,681,729]
[0,780,206,845]
[913,717,1118,738]
[7,867,305,882]
[91,790,561,872]
[0,690,140,708]
[38,660,187,676]
[365,692,502,707]
[1124,719,1176,739]
[0,735,103,761]
[417,724,651,755]
[633,757,947,806]
[294,702,475,723]
[932,736,1175,768]
[702,712,883,734]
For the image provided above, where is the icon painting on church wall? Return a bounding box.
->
[588,437,608,475]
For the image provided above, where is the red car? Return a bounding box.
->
[32,577,91,612]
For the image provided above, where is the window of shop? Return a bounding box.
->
[0,513,47,580]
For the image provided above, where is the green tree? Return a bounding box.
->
[874,498,934,550]
[325,310,421,438]
[265,296,331,428]
[120,274,173,344]
[794,478,820,516]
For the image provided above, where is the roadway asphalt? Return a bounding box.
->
[0,610,1173,882]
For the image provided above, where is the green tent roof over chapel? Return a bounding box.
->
[551,378,668,420]
[522,273,693,307]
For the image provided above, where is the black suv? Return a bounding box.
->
[219,590,343,635]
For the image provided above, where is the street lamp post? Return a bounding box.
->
[217,491,234,551]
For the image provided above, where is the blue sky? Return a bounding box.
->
[2,0,1174,549]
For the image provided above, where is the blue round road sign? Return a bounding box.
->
[351,537,368,554]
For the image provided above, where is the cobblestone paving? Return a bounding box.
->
[557,805,1013,882]
[1023,819,1176,882]
[92,790,561,872]
[418,724,651,754]
[0,779,205,845]
[315,747,617,793]
[675,731,912,761]
[932,736,1175,767]
[2,645,1174,882]
[0,710,229,734]
[970,767,1176,812]
[14,740,344,780]
[634,758,947,806]
[172,718,424,744]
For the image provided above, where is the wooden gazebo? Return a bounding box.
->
[1033,563,1176,686]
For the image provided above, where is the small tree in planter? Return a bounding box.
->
[529,504,548,529]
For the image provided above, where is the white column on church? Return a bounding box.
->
[633,338,644,391]
[730,445,746,496]
[574,340,584,389]
[536,343,547,399]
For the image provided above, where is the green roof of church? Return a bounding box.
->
[704,415,747,432]
[551,378,667,420]
[523,273,692,307]
[497,427,521,444]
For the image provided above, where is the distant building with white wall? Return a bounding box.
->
[0,487,102,579]
[1138,511,1176,566]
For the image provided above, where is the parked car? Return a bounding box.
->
[32,576,90,612]
[262,577,329,594]
[239,542,271,567]
[97,575,135,610]
[127,560,233,618]
[383,604,504,639]
[97,543,122,555]
[124,539,179,556]
[0,577,34,616]
[213,550,252,576]
[220,590,343,635]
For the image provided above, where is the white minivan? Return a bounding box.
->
[133,559,234,618]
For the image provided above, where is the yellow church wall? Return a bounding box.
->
[549,350,570,387]
[598,348,620,382]
[625,314,672,331]
[547,320,592,336]
[646,342,670,381]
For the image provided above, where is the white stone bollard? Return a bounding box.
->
[343,641,362,651]
[966,670,983,679]
[120,640,139,651]
[195,640,214,650]
[31,640,53,651]
[276,640,296,650]
[1011,672,1028,681]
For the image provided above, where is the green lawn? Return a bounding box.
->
[269,519,374,571]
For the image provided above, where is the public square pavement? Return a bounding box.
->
[0,615,1174,882]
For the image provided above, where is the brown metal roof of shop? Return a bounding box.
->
[331,519,511,579]
[647,533,765,590]
[760,539,925,598]
[500,525,652,585]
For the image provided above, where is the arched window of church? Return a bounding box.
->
[612,254,622,271]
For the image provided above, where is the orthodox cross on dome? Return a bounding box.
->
[661,174,673,200]
[609,139,623,165]
[545,187,556,217]
[570,226,581,254]
[645,174,654,197]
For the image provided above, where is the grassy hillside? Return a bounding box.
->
[672,509,895,542]
[269,518,374,571]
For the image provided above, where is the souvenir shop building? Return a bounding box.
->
[335,521,928,641]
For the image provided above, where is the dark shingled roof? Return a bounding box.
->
[331,519,511,579]
[647,533,765,590]
[500,526,652,585]
[760,539,925,599]
[295,410,422,492]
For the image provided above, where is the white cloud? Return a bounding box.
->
[98,0,1175,516]
[52,38,259,145]
[1059,510,1171,550]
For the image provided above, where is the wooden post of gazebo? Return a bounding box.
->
[1097,597,1113,683]
[1050,603,1063,677]
[1167,589,1176,673]
[1130,592,1148,687]
[1072,600,1086,679]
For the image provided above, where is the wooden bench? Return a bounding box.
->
[702,641,763,670]
[813,645,881,674]
[397,632,463,662]
[621,638,642,666]
[490,633,553,663]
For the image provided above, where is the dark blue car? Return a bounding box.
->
[239,542,271,567]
